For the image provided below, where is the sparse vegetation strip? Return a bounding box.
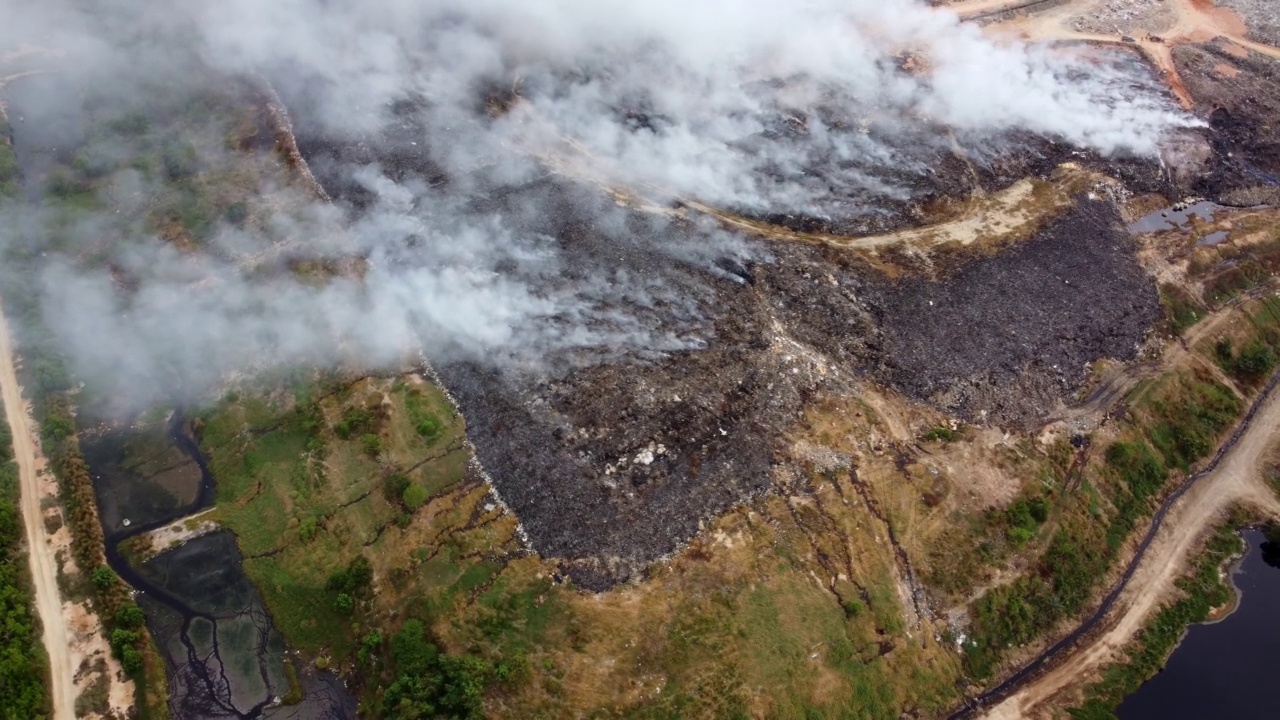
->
[0,392,51,719]
[951,367,1280,718]
[1068,517,1251,720]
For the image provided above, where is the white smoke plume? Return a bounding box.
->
[0,0,1194,410]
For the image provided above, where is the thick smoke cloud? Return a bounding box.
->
[0,0,1193,410]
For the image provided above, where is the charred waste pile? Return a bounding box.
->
[1,0,1236,587]
[269,8,1177,586]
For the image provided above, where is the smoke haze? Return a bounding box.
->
[0,0,1195,409]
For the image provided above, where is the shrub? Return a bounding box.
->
[326,555,374,596]
[361,433,383,458]
[224,201,249,227]
[299,516,318,541]
[335,593,354,615]
[382,619,495,719]
[1105,441,1166,503]
[161,139,198,180]
[43,414,74,442]
[334,408,376,440]
[115,604,145,629]
[92,566,116,591]
[384,474,410,504]
[120,646,144,675]
[415,416,442,439]
[1234,339,1277,380]
[402,484,429,511]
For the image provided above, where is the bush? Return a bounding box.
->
[841,597,866,618]
[1234,340,1277,380]
[924,426,956,442]
[1105,441,1166,504]
[92,566,116,591]
[415,416,442,439]
[161,139,198,180]
[1160,284,1205,334]
[382,619,494,719]
[1070,525,1242,715]
[334,408,377,440]
[0,401,49,717]
[1002,496,1049,547]
[1147,379,1240,471]
[384,474,410,504]
[224,201,249,227]
[299,516,318,541]
[115,604,145,629]
[326,555,374,597]
[361,433,383,458]
[402,484,429,511]
[43,414,74,442]
[335,592,354,615]
[120,646,144,675]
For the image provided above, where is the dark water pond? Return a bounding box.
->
[83,415,356,719]
[137,531,355,719]
[1117,529,1280,720]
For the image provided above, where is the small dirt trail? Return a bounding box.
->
[982,378,1280,719]
[0,300,75,720]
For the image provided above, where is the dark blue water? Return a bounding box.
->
[1117,529,1280,720]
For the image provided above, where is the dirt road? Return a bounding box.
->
[951,0,1280,108]
[982,375,1280,718]
[0,301,75,720]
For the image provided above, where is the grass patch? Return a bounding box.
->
[965,369,1245,679]
[1159,283,1206,335]
[1141,375,1240,472]
[199,379,967,718]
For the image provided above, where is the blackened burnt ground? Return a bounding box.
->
[1176,42,1280,206]
[872,199,1160,423]
[434,200,1158,589]
[291,118,1159,589]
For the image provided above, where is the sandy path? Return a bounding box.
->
[0,300,75,720]
[983,378,1280,719]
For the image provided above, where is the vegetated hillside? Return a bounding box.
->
[194,372,972,718]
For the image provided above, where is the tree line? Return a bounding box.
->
[0,396,52,718]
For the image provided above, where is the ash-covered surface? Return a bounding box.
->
[290,96,1164,588]
[438,275,821,589]
[868,198,1160,423]
[433,200,1159,588]
[440,198,1162,586]
[1177,42,1280,206]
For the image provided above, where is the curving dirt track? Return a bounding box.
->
[978,372,1280,719]
[0,300,75,720]
[949,0,1280,107]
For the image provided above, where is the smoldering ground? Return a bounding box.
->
[0,0,1191,407]
[0,0,1187,577]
